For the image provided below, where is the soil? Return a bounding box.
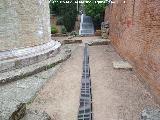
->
[28,46,83,120]
[28,37,159,120]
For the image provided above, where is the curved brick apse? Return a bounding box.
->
[105,0,160,102]
[0,0,52,51]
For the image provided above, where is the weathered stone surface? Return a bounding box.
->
[79,14,94,35]
[62,39,82,44]
[0,65,60,120]
[0,44,78,120]
[21,110,51,120]
[141,107,160,120]
[112,61,133,70]
[0,0,51,51]
[0,45,71,84]
[101,22,109,39]
[87,39,110,46]
[0,41,61,73]
[10,103,26,120]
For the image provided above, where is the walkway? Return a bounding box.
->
[89,45,158,120]
[28,38,158,120]
[29,46,83,120]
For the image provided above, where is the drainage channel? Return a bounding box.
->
[78,43,92,120]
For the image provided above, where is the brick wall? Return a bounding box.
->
[0,0,51,51]
[105,0,160,101]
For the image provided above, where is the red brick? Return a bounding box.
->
[105,0,160,102]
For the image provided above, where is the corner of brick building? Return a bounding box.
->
[105,0,160,103]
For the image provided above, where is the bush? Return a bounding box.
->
[84,0,108,29]
[61,26,67,34]
[56,16,64,25]
[63,11,77,32]
[51,26,57,34]
[49,0,77,32]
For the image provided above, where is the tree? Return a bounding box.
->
[49,0,77,32]
[84,0,109,29]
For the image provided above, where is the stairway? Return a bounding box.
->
[79,14,94,36]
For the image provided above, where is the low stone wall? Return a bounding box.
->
[105,0,160,102]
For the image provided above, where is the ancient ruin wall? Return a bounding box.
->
[105,0,160,100]
[0,0,51,51]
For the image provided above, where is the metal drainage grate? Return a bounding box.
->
[78,43,92,120]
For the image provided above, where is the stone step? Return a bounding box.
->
[0,45,71,84]
[81,23,94,29]
[79,14,95,36]
[79,29,95,35]
[0,41,61,73]
[0,45,77,120]
[0,65,61,120]
[87,39,111,46]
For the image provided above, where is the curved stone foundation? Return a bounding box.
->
[0,0,63,86]
[0,40,61,73]
[0,0,51,51]
[0,0,61,73]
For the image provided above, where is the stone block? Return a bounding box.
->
[63,39,82,44]
[141,107,160,120]
[88,39,110,46]
[112,61,133,70]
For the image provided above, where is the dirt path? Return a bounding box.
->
[89,45,158,120]
[29,46,83,120]
[28,40,159,120]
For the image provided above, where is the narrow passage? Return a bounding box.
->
[29,46,83,120]
[28,41,158,120]
[89,45,158,120]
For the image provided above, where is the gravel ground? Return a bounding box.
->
[27,38,159,120]
[0,44,77,120]
[89,45,159,120]
[28,46,83,120]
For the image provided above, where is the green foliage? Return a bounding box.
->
[49,0,60,15]
[56,16,64,25]
[49,0,77,32]
[84,0,108,29]
[51,26,57,34]
[61,26,67,34]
